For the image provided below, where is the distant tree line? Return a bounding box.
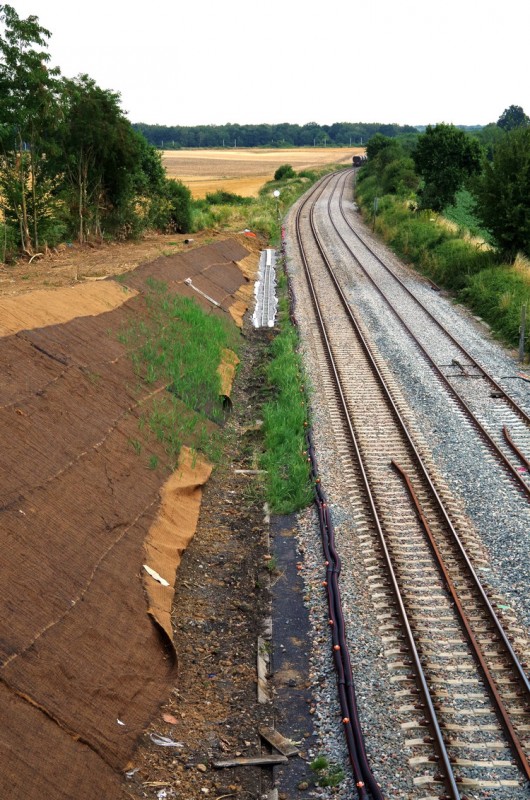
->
[359,104,530,259]
[132,121,419,150]
[0,4,192,260]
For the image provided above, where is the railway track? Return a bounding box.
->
[289,173,530,799]
[329,169,530,499]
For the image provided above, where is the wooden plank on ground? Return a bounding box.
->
[213,755,288,769]
[258,726,299,757]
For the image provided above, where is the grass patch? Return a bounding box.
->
[189,163,347,246]
[310,755,345,788]
[461,265,530,348]
[259,261,312,513]
[121,281,239,466]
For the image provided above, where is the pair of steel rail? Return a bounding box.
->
[290,171,530,799]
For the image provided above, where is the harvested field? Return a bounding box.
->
[163,146,363,198]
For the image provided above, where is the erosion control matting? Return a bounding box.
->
[0,239,257,800]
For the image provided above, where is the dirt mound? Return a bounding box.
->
[0,239,257,800]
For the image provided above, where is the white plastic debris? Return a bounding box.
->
[149,732,184,748]
[143,565,170,587]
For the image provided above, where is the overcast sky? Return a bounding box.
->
[7,0,530,129]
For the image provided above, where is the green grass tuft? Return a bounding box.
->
[260,266,312,513]
[121,284,239,467]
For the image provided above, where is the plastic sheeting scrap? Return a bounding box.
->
[149,733,184,748]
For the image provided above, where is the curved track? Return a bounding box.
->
[289,172,530,799]
[330,170,530,499]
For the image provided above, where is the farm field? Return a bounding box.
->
[162,146,363,197]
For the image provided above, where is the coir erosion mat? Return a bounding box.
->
[0,239,256,800]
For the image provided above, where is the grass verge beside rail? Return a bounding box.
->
[191,164,347,246]
[260,267,313,513]
[355,181,530,356]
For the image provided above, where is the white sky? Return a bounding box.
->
[8,0,530,128]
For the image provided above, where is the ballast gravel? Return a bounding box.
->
[281,178,530,800]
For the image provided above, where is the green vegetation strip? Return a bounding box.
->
[356,164,530,355]
[260,269,313,514]
[119,280,239,467]
[191,163,346,245]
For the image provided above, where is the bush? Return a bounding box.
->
[298,169,317,181]
[443,189,492,242]
[204,190,252,206]
[274,164,296,181]
[152,179,193,233]
[381,156,419,197]
[0,222,19,262]
[37,216,69,249]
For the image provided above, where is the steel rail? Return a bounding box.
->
[310,170,530,773]
[340,171,530,428]
[504,425,530,472]
[293,176,382,799]
[331,171,530,494]
[325,168,530,686]
[393,460,530,781]
[320,172,530,695]
[294,176,461,799]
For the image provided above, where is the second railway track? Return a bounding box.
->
[285,171,530,799]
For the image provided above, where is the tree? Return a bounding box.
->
[57,75,163,241]
[497,105,529,132]
[0,4,62,253]
[413,123,483,211]
[475,122,505,161]
[366,133,394,160]
[474,126,530,258]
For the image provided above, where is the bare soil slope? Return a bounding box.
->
[0,239,258,800]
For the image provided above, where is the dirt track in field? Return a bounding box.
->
[163,146,363,197]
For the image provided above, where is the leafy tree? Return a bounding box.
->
[0,4,62,253]
[133,121,419,150]
[474,126,530,258]
[475,122,506,161]
[366,134,395,161]
[497,105,529,132]
[57,76,166,241]
[413,123,483,211]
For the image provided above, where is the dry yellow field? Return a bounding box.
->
[163,147,364,198]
